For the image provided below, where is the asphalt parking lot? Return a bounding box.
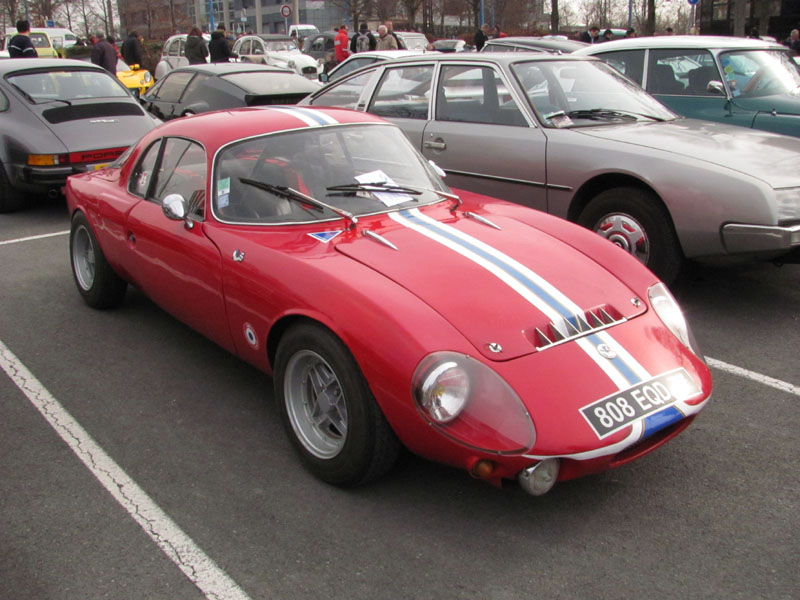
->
[1,197,798,600]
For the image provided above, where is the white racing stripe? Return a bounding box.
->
[267,106,339,127]
[0,230,69,245]
[0,339,253,600]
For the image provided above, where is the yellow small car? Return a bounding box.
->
[29,31,60,58]
[115,59,154,96]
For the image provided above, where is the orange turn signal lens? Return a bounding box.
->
[470,459,496,478]
[28,154,68,166]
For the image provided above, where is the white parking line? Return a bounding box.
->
[0,339,254,600]
[0,230,70,245]
[706,357,800,397]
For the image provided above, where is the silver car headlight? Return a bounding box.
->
[288,60,296,69]
[143,71,152,83]
[774,187,800,222]
[412,352,535,453]
[648,283,703,358]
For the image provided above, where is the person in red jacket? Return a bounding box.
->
[334,24,350,63]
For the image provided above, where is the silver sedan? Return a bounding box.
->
[301,53,800,283]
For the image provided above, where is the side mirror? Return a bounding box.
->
[707,80,726,95]
[319,72,329,83]
[162,193,194,228]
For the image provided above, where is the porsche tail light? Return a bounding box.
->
[28,153,69,166]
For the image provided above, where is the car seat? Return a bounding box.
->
[687,66,721,95]
[650,64,685,94]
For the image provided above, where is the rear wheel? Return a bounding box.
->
[274,323,400,486]
[70,211,128,308]
[0,163,26,213]
[578,187,683,284]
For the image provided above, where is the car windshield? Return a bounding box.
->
[512,59,676,127]
[265,40,299,52]
[214,123,450,224]
[719,49,800,97]
[7,69,130,103]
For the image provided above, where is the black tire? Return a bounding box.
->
[0,162,26,213]
[578,187,683,284]
[274,323,400,487]
[69,211,128,308]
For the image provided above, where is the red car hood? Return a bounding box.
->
[335,207,646,361]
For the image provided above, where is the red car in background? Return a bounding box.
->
[65,106,711,496]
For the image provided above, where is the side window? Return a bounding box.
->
[595,50,645,85]
[336,58,375,78]
[167,40,180,56]
[239,40,252,55]
[648,49,718,95]
[309,70,375,109]
[325,38,335,52]
[310,37,325,53]
[368,65,433,119]
[436,65,526,126]
[253,40,265,55]
[152,71,195,102]
[180,73,210,100]
[128,140,161,197]
[154,138,207,218]
[179,39,186,57]
[0,89,8,112]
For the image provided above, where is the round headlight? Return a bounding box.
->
[143,72,152,83]
[419,361,470,423]
[649,282,702,357]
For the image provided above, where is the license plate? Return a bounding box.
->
[92,163,110,171]
[580,368,702,439]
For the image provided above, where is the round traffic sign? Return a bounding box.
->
[687,0,699,5]
[280,4,292,18]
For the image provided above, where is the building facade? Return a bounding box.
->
[698,0,800,40]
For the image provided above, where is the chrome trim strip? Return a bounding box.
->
[443,169,571,191]
[464,211,502,230]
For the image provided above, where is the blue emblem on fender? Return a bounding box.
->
[308,231,343,243]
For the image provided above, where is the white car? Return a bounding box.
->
[232,34,320,79]
[155,33,211,80]
[320,49,430,83]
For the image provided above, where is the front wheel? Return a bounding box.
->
[70,211,128,308]
[578,187,683,284]
[274,323,400,486]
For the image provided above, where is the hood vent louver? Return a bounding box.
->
[534,305,626,350]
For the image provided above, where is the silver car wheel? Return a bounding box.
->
[72,224,96,291]
[284,349,348,459]
[594,213,650,265]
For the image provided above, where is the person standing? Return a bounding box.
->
[121,31,143,66]
[209,27,237,62]
[91,33,118,73]
[785,29,800,54]
[350,23,376,54]
[579,26,601,44]
[375,25,397,51]
[385,21,404,49]
[334,24,350,63]
[474,23,490,51]
[185,28,208,64]
[7,20,38,58]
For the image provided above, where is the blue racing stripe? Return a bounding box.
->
[643,406,684,438]
[284,106,331,125]
[587,333,641,385]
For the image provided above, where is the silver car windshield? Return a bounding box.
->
[8,69,129,103]
[719,49,800,97]
[213,123,450,224]
[512,60,676,127]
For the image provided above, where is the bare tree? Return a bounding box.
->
[551,0,559,34]
[329,0,372,30]
[400,0,423,29]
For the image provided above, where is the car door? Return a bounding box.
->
[644,49,754,128]
[122,136,235,352]
[365,63,435,147]
[420,63,548,212]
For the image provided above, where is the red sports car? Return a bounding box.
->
[66,106,712,496]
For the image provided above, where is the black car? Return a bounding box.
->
[0,58,158,212]
[140,63,320,121]
[481,36,588,54]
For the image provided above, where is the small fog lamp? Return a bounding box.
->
[518,459,561,496]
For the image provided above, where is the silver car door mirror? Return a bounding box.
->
[428,160,447,178]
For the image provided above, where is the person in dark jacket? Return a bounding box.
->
[209,28,236,62]
[121,31,143,66]
[185,28,208,64]
[8,20,38,58]
[91,33,118,74]
[473,23,490,51]
[350,23,376,53]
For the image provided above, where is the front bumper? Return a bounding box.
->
[721,223,800,254]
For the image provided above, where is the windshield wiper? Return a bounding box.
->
[239,178,358,228]
[326,182,423,196]
[545,108,664,122]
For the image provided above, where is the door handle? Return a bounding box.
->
[424,140,446,150]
